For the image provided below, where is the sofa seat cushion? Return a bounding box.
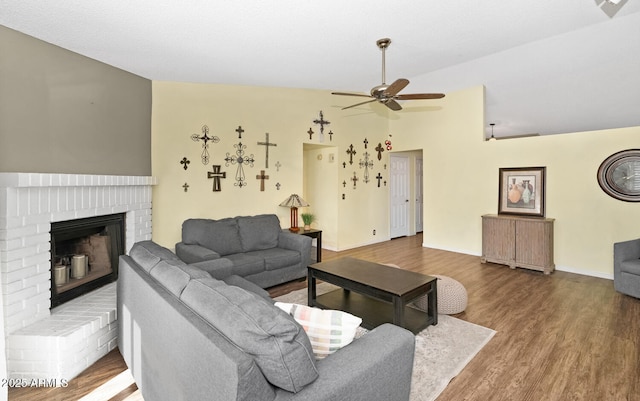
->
[237,214,281,252]
[180,278,318,393]
[130,240,183,272]
[182,218,243,256]
[246,248,301,271]
[621,259,640,275]
[224,253,265,276]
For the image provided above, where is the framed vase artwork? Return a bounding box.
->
[498,167,546,217]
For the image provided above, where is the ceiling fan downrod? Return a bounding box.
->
[377,38,391,85]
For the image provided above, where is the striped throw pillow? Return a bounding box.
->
[275,302,362,359]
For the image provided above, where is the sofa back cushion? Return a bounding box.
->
[182,218,243,256]
[180,278,318,393]
[237,214,281,252]
[149,259,212,297]
[130,240,183,272]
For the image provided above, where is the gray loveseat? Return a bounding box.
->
[175,214,312,288]
[118,240,416,401]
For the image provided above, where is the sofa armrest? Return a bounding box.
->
[274,323,415,401]
[279,232,312,266]
[614,238,640,275]
[175,242,221,264]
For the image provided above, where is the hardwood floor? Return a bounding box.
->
[11,234,640,400]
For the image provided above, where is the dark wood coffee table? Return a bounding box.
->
[308,257,437,334]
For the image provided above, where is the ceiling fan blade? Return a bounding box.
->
[396,93,445,100]
[384,78,410,97]
[342,99,377,110]
[384,99,402,111]
[332,92,373,98]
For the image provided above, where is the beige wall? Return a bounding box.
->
[151,81,391,250]
[0,26,151,175]
[391,85,640,277]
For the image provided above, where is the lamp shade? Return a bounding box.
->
[279,194,309,208]
[280,194,309,232]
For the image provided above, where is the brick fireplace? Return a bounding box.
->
[0,173,156,381]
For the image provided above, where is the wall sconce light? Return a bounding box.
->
[279,194,309,232]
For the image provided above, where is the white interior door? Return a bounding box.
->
[415,157,424,233]
[390,154,410,238]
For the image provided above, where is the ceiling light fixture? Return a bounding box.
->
[488,123,497,141]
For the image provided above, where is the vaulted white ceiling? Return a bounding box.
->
[2,0,639,138]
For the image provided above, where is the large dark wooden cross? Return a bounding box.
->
[376,173,383,187]
[256,170,269,191]
[191,125,220,165]
[257,133,277,168]
[207,165,226,192]
[375,142,385,160]
[346,144,357,165]
[224,142,255,188]
[313,111,331,142]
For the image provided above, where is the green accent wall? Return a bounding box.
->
[0,26,151,175]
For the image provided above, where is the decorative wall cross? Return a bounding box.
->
[257,133,277,168]
[346,144,357,165]
[307,128,314,140]
[224,142,255,188]
[235,125,244,139]
[275,161,282,172]
[359,151,374,183]
[363,138,368,149]
[191,125,220,165]
[376,173,383,187]
[276,182,281,190]
[313,111,331,142]
[180,157,191,170]
[182,182,189,192]
[207,165,226,192]
[375,142,385,160]
[256,170,269,191]
[328,130,334,141]
[351,172,359,189]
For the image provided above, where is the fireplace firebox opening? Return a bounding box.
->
[50,213,125,308]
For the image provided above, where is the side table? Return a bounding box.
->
[289,229,322,262]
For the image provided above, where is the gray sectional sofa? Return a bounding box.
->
[175,214,312,288]
[118,240,416,401]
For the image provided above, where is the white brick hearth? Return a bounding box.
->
[0,173,157,380]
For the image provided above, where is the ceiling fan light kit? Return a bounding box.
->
[332,38,445,111]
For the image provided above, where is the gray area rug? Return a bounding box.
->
[275,283,496,401]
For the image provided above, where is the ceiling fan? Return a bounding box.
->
[332,38,445,111]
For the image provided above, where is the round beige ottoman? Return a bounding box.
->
[413,275,467,315]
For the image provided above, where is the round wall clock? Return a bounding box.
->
[597,149,640,202]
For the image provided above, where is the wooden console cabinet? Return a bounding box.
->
[481,214,555,274]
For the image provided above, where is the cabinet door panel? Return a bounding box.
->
[482,216,515,263]
[515,219,554,269]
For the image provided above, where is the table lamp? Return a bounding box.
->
[279,194,309,232]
